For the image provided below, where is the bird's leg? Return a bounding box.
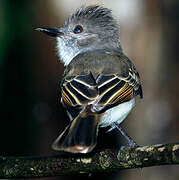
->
[113,122,139,159]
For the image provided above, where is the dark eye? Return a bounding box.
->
[73,25,83,34]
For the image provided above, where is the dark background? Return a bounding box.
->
[0,0,179,180]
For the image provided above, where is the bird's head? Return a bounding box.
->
[35,5,121,66]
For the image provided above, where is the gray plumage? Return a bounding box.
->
[56,5,122,66]
[65,5,120,41]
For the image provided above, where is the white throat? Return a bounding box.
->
[56,37,80,66]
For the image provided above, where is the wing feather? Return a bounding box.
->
[61,73,98,107]
[61,53,143,116]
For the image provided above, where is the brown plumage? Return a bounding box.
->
[52,50,142,153]
[35,5,143,153]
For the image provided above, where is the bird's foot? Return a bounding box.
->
[118,140,139,160]
[112,123,139,159]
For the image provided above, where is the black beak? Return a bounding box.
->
[35,27,64,37]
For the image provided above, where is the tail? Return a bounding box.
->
[52,106,100,153]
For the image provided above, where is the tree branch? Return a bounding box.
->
[0,142,179,179]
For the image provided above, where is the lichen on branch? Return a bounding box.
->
[0,142,179,179]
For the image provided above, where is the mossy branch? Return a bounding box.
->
[0,142,179,179]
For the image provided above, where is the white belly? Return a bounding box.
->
[99,98,135,130]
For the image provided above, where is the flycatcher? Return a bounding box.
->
[36,5,143,154]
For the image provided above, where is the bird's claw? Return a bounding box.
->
[118,141,139,160]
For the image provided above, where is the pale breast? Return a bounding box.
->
[99,98,135,130]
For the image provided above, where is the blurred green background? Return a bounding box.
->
[0,0,179,180]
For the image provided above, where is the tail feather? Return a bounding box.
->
[52,107,100,153]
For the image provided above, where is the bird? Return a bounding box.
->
[35,5,143,154]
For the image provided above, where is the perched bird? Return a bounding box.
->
[36,5,143,154]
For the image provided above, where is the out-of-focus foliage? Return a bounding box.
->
[0,1,37,155]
